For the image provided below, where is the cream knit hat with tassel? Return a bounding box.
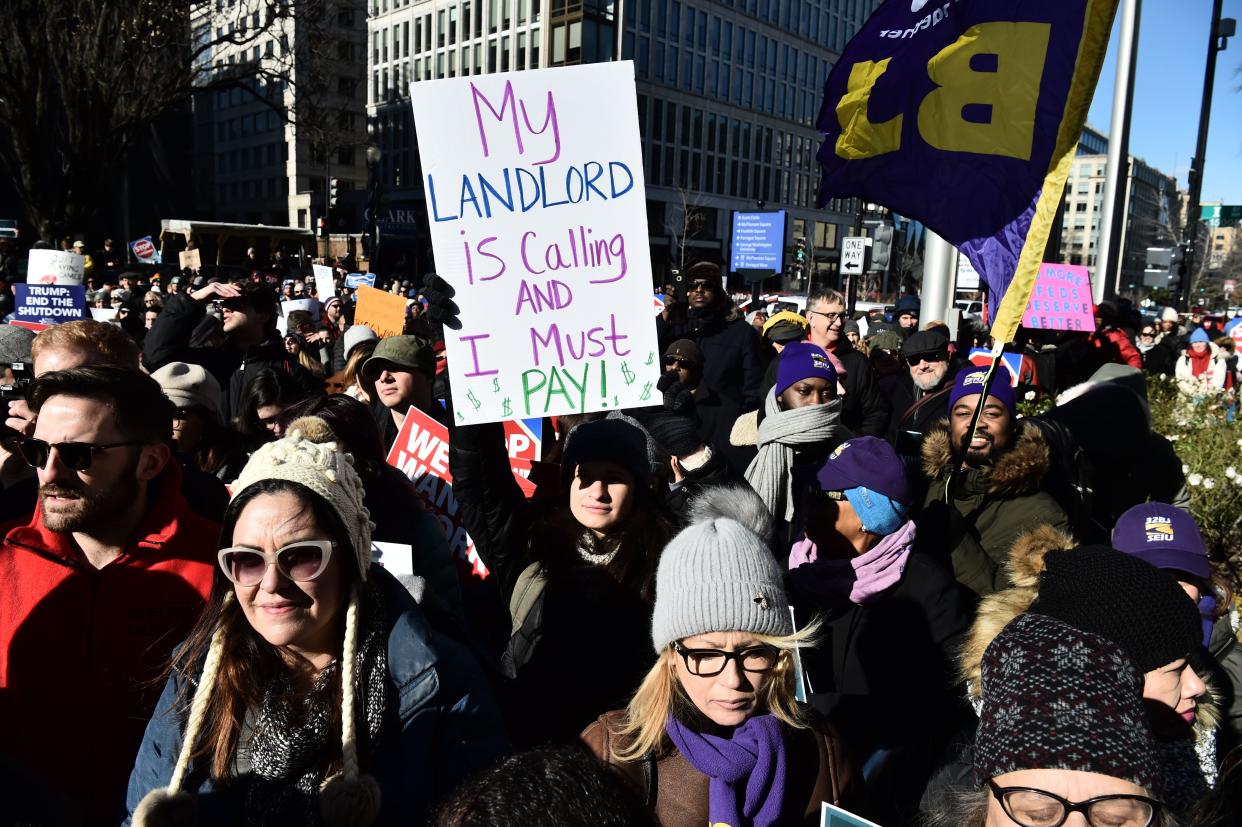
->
[133,427,381,827]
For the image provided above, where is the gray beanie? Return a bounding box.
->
[0,324,36,364]
[343,324,379,359]
[651,486,792,652]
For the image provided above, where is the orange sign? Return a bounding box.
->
[354,286,407,338]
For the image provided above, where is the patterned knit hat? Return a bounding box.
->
[651,486,792,652]
[230,429,374,579]
[976,612,1160,791]
[1029,545,1201,674]
[133,428,380,827]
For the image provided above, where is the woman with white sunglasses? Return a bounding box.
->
[124,426,508,827]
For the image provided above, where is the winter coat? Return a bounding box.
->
[0,462,217,826]
[1206,607,1242,753]
[884,365,959,443]
[450,420,661,746]
[692,379,757,475]
[938,525,1225,820]
[581,708,864,826]
[919,420,1070,597]
[143,292,322,423]
[1175,343,1229,392]
[790,552,975,824]
[1091,327,1143,369]
[657,310,764,414]
[123,566,510,826]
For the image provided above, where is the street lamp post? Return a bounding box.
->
[1180,2,1235,310]
[365,144,382,277]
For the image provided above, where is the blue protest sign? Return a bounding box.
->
[345,272,377,288]
[130,236,161,265]
[14,284,88,325]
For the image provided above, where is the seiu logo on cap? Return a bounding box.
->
[1144,516,1174,542]
[830,442,850,459]
[811,353,831,371]
[963,372,987,387]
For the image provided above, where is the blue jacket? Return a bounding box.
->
[123,567,510,825]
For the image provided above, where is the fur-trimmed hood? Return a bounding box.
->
[959,525,1223,735]
[921,418,1051,496]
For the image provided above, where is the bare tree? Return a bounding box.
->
[0,0,318,240]
[664,186,705,275]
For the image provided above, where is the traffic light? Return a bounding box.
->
[794,237,807,264]
[871,224,894,270]
[330,178,340,209]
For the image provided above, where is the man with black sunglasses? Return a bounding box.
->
[0,366,217,824]
[884,329,959,444]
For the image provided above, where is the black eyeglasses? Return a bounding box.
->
[664,355,697,369]
[807,309,843,325]
[672,641,781,677]
[687,279,716,293]
[905,352,946,366]
[18,438,146,472]
[987,780,1161,827]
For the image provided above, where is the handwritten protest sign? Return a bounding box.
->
[1021,263,1095,331]
[313,264,336,300]
[409,62,661,426]
[178,249,202,271]
[26,250,84,286]
[14,284,88,325]
[354,286,407,338]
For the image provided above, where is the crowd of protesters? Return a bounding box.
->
[0,245,1240,827]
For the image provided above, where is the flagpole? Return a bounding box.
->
[1094,0,1140,304]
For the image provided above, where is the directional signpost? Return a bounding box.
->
[841,236,867,275]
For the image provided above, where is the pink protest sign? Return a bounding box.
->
[1021,263,1095,331]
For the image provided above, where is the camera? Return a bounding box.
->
[0,362,31,402]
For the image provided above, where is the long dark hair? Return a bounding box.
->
[168,478,360,779]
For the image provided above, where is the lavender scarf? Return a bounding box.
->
[665,713,788,827]
[787,519,917,610]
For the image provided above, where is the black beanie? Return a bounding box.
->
[1029,545,1202,674]
[560,418,652,487]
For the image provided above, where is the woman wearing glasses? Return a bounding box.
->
[582,486,861,826]
[926,612,1175,827]
[125,430,508,827]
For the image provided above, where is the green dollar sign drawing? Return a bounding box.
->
[456,410,465,423]
[645,351,654,366]
[492,377,501,393]
[640,382,653,401]
[614,395,620,407]
[620,361,636,385]
[467,390,482,410]
[501,397,512,417]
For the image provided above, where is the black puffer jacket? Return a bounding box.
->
[143,292,321,423]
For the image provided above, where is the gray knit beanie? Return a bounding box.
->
[651,486,792,652]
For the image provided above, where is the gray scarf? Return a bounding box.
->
[241,587,390,825]
[744,393,847,524]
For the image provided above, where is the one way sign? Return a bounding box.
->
[841,237,868,275]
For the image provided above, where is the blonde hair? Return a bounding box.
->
[610,623,819,763]
[31,319,140,370]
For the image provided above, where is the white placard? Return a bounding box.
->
[313,264,336,300]
[26,250,85,286]
[956,251,980,290]
[841,237,867,276]
[281,298,320,323]
[89,308,118,322]
[409,62,661,425]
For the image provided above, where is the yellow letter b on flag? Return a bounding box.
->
[918,22,1051,161]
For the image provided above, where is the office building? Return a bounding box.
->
[366,0,878,285]
[190,0,368,231]
[1058,125,1182,292]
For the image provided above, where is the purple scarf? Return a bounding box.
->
[787,519,917,610]
[665,713,788,827]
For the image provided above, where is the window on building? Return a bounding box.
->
[449,7,457,44]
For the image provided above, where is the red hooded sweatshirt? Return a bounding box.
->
[0,461,218,824]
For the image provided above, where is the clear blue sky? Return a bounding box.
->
[1086,0,1242,205]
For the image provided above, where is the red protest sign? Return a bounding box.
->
[385,408,488,578]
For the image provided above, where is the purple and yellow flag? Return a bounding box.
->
[816,0,1118,342]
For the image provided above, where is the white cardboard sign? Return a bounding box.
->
[26,250,85,286]
[313,264,336,300]
[409,62,661,425]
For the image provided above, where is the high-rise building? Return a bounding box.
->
[366,0,877,285]
[1058,125,1181,292]
[190,0,368,231]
